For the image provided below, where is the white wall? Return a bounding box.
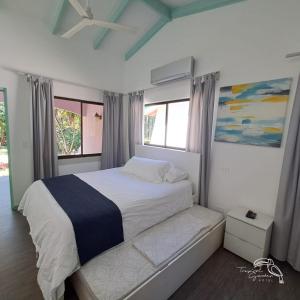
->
[58,156,101,176]
[123,0,300,216]
[144,79,191,103]
[0,9,123,207]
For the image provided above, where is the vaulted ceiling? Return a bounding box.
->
[1,0,245,61]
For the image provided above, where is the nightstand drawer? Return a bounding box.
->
[224,232,263,263]
[226,216,266,248]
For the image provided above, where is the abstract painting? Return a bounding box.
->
[215,78,292,147]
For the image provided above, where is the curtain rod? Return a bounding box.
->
[195,71,220,81]
[1,66,122,94]
[2,66,221,96]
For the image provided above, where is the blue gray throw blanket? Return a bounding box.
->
[42,174,124,265]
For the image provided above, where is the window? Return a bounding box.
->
[144,99,189,150]
[0,90,9,176]
[54,97,103,158]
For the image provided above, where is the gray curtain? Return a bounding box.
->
[186,73,216,207]
[271,76,300,271]
[101,91,125,170]
[128,91,144,157]
[30,76,58,180]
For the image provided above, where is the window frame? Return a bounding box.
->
[144,98,189,151]
[54,96,103,160]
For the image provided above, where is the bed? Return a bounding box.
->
[19,145,224,300]
[69,146,225,300]
[19,157,195,300]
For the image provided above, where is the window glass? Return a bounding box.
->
[82,103,103,155]
[144,104,166,146]
[54,98,81,156]
[0,91,6,148]
[0,91,9,176]
[54,97,103,157]
[166,101,189,148]
[143,100,189,149]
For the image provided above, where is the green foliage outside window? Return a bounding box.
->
[0,103,7,147]
[54,108,81,155]
[144,114,156,144]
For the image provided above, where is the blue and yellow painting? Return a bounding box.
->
[215,78,292,147]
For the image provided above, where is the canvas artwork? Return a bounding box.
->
[214,78,292,147]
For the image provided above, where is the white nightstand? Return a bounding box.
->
[224,207,273,263]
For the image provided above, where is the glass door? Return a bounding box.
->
[0,88,13,209]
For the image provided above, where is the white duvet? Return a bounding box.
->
[18,168,193,300]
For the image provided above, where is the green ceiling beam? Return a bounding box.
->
[171,0,246,19]
[93,0,132,49]
[52,0,69,34]
[124,0,245,60]
[142,0,172,20]
[125,17,169,61]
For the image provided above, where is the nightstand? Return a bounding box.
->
[224,207,273,263]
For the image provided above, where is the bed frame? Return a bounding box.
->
[71,220,225,300]
[70,145,224,300]
[126,220,225,300]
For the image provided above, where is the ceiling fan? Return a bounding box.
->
[62,0,136,39]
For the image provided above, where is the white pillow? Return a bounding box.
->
[165,166,188,183]
[122,156,171,183]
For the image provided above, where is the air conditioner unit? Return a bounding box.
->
[151,57,195,85]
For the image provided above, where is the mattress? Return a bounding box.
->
[73,205,224,300]
[77,168,193,240]
[18,168,193,300]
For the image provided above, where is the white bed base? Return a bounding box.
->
[71,220,225,300]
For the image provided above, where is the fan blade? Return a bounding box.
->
[69,0,88,18]
[61,19,91,38]
[92,20,137,33]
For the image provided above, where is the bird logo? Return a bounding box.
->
[253,258,284,284]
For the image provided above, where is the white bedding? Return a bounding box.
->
[18,168,193,300]
[133,214,209,267]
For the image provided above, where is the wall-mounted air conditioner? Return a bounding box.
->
[151,56,195,85]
